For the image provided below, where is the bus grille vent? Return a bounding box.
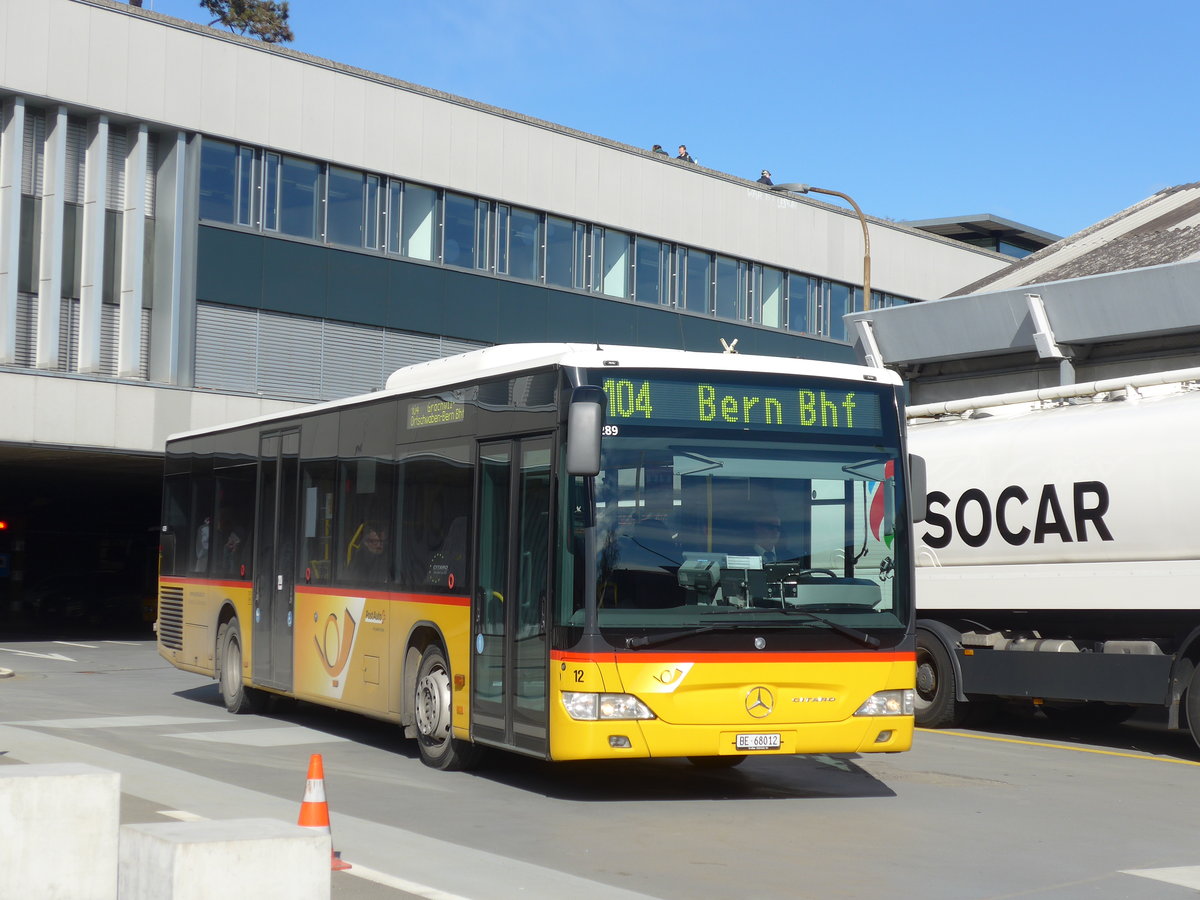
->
[158,586,184,650]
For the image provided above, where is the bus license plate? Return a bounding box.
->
[736,733,781,751]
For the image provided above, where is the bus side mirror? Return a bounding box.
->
[566,386,605,476]
[908,453,927,523]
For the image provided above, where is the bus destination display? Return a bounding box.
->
[408,398,466,430]
[595,373,883,436]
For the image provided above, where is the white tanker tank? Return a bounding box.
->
[907,368,1200,749]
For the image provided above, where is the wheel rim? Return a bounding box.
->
[223,634,241,696]
[915,650,937,710]
[416,663,451,744]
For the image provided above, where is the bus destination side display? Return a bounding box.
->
[598,375,882,436]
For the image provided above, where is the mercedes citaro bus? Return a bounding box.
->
[158,344,920,769]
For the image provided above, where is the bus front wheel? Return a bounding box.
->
[217,619,258,714]
[414,646,482,771]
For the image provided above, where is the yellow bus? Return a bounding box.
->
[158,344,919,770]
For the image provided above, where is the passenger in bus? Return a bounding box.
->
[651,144,668,155]
[349,525,388,583]
[193,516,211,572]
[215,511,247,576]
[677,144,695,163]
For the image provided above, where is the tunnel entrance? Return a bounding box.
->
[0,445,162,639]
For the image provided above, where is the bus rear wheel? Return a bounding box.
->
[414,646,482,771]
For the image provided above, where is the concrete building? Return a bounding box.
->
[0,0,1009,624]
[849,182,1200,403]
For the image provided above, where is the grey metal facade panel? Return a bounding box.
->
[320,318,385,399]
[257,310,322,399]
[64,118,85,204]
[21,106,43,195]
[143,132,156,216]
[194,302,258,393]
[106,125,125,210]
[15,293,35,366]
[383,330,443,375]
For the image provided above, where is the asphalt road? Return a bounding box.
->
[3,635,1200,899]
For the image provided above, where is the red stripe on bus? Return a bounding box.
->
[551,650,915,664]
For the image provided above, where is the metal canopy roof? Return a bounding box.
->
[848,258,1200,369]
[902,214,1061,251]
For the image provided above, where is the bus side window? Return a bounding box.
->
[301,462,336,585]
[337,458,395,586]
[396,442,472,595]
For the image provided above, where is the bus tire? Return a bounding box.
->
[217,619,259,715]
[414,645,482,771]
[915,630,964,728]
[1186,664,1200,752]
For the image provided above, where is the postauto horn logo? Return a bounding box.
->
[868,459,895,550]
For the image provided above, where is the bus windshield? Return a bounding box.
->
[562,372,909,648]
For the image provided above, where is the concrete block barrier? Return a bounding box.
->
[0,762,120,899]
[118,818,332,900]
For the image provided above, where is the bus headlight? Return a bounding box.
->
[854,690,914,717]
[562,692,656,721]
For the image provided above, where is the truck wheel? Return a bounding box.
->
[414,646,483,771]
[1186,665,1200,752]
[915,631,964,728]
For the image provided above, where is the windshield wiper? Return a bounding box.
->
[779,608,882,648]
[626,624,741,650]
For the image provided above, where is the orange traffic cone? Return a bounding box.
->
[298,753,352,871]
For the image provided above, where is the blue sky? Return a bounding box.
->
[141,0,1199,238]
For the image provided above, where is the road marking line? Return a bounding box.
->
[341,862,475,899]
[171,727,349,747]
[158,810,207,822]
[54,641,98,648]
[3,716,225,729]
[0,647,75,661]
[102,640,144,646]
[918,728,1200,766]
[1121,866,1200,889]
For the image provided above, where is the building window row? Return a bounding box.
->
[198,138,911,341]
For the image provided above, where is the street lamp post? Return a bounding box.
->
[771,183,871,312]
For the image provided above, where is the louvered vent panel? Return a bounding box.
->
[257,312,322,400]
[64,120,86,204]
[321,319,385,400]
[194,303,259,393]
[157,585,184,651]
[106,126,126,211]
[21,108,45,196]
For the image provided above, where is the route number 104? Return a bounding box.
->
[603,379,653,419]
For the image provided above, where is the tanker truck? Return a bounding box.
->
[908,368,1200,749]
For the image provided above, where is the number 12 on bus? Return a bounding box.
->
[158,345,919,771]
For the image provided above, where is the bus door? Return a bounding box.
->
[252,429,300,691]
[473,436,553,755]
